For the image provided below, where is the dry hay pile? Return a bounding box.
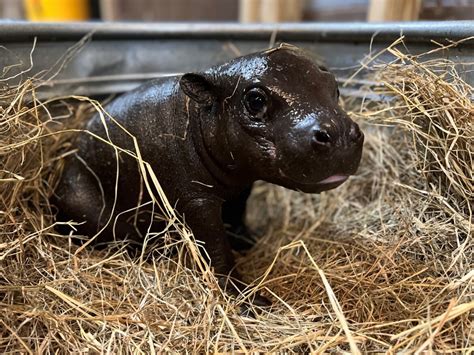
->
[0,39,472,353]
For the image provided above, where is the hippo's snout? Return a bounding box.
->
[311,121,363,151]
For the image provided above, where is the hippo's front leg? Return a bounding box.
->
[222,186,256,251]
[182,197,236,276]
[182,197,270,306]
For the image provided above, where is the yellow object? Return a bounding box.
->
[24,0,90,21]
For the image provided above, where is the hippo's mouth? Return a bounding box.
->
[277,169,351,193]
[316,174,349,185]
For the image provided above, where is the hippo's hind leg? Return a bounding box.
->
[222,185,257,251]
[53,156,135,244]
[53,156,109,240]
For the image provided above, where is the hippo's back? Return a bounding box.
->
[85,76,181,147]
[75,76,185,202]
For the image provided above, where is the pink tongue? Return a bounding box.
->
[318,175,349,184]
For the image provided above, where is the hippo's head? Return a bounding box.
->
[179,44,363,193]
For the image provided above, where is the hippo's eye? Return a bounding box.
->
[244,87,268,119]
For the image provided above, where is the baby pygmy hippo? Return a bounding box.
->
[54,44,363,305]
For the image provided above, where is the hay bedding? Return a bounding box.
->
[0,38,472,353]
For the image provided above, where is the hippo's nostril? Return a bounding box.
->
[312,129,331,147]
[318,65,329,73]
[349,124,363,142]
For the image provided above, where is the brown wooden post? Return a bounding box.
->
[368,0,422,22]
[239,0,262,23]
[260,0,303,23]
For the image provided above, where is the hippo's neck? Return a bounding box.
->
[189,102,250,191]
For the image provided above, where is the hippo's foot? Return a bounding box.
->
[226,224,258,252]
[218,272,271,316]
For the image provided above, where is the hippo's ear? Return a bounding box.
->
[179,73,216,106]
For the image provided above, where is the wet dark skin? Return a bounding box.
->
[54,44,364,306]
